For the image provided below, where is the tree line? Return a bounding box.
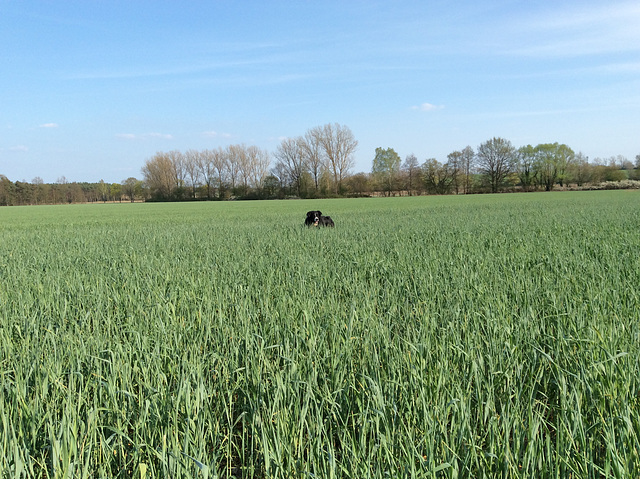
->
[0,175,145,206]
[1,127,639,206]
[141,123,358,200]
[370,138,640,197]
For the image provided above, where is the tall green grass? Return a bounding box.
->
[1,191,639,478]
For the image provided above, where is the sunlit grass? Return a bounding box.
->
[1,191,639,477]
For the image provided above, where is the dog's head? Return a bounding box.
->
[306,210,322,225]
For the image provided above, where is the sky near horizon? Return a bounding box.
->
[1,0,639,184]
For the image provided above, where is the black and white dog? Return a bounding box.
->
[305,210,335,227]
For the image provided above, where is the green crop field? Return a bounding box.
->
[1,191,639,478]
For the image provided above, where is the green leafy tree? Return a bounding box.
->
[569,152,591,186]
[555,144,575,186]
[110,183,122,202]
[516,145,538,191]
[372,147,401,196]
[0,175,16,206]
[261,175,282,198]
[604,165,627,182]
[422,158,454,194]
[97,180,109,202]
[344,172,372,196]
[534,143,575,191]
[122,177,140,202]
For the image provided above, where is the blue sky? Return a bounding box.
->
[1,0,639,183]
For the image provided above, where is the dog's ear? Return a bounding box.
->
[316,211,322,216]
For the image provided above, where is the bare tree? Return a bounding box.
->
[226,145,242,191]
[198,149,216,199]
[274,137,308,196]
[167,150,186,192]
[210,147,229,198]
[32,176,48,204]
[446,147,474,194]
[246,145,271,189]
[184,149,202,198]
[401,154,420,195]
[201,147,228,198]
[316,123,357,194]
[446,150,462,194]
[302,127,325,191]
[476,138,516,193]
[142,152,178,198]
[234,145,252,194]
[460,146,475,194]
[270,161,288,192]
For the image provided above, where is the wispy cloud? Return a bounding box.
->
[266,136,290,143]
[9,145,29,152]
[147,132,173,139]
[412,103,444,112]
[68,44,284,81]
[116,132,173,140]
[602,61,640,73]
[116,133,137,140]
[39,123,59,128]
[202,130,232,139]
[504,2,640,57]
[531,2,640,32]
